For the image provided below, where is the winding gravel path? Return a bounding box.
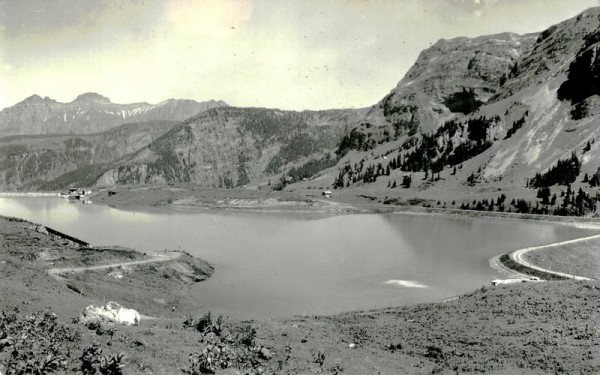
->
[48,251,182,280]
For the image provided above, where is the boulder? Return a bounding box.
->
[79,301,140,326]
[33,225,48,235]
[259,347,273,360]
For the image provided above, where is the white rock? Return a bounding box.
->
[79,301,140,326]
[108,271,124,279]
[348,343,357,349]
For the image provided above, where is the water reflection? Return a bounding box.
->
[0,197,595,319]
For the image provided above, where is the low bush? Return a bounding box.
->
[0,309,125,374]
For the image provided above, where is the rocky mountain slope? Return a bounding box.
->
[0,93,227,136]
[7,7,600,204]
[354,32,537,147]
[312,7,600,216]
[0,121,179,190]
[478,7,600,184]
[96,107,363,188]
[0,103,363,191]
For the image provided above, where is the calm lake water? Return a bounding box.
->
[0,197,595,319]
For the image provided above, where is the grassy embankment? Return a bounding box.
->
[499,253,568,280]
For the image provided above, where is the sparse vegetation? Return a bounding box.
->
[64,138,92,149]
[443,88,483,115]
[264,133,328,174]
[456,185,597,217]
[0,310,77,374]
[33,163,108,191]
[528,153,581,188]
[0,309,126,374]
[79,344,125,375]
[504,114,528,139]
[333,115,499,189]
[336,129,368,157]
[0,145,27,157]
[285,153,338,182]
[147,125,195,183]
[181,313,268,374]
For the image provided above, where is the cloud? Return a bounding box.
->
[435,0,600,24]
[2,0,600,110]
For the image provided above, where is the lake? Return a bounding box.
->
[0,197,595,319]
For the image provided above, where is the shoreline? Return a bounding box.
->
[4,193,600,306]
[33,183,600,229]
[8,185,600,228]
[2,209,600,373]
[7,190,600,288]
[94,185,600,223]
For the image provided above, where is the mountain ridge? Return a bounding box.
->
[317,6,600,216]
[6,7,600,217]
[95,106,365,188]
[0,93,229,136]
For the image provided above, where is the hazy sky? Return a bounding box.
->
[1,0,599,110]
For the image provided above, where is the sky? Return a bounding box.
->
[1,0,599,111]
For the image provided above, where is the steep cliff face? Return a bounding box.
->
[349,32,537,150]
[473,7,600,186]
[97,107,362,187]
[500,9,600,100]
[0,93,227,136]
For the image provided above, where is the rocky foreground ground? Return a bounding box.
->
[1,214,600,374]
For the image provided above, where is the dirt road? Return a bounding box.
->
[509,234,600,280]
[47,251,182,280]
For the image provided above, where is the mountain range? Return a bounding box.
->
[3,7,600,215]
[0,93,227,136]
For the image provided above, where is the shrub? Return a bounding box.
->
[443,89,483,115]
[182,314,264,374]
[80,344,125,375]
[0,310,79,374]
[182,312,223,336]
